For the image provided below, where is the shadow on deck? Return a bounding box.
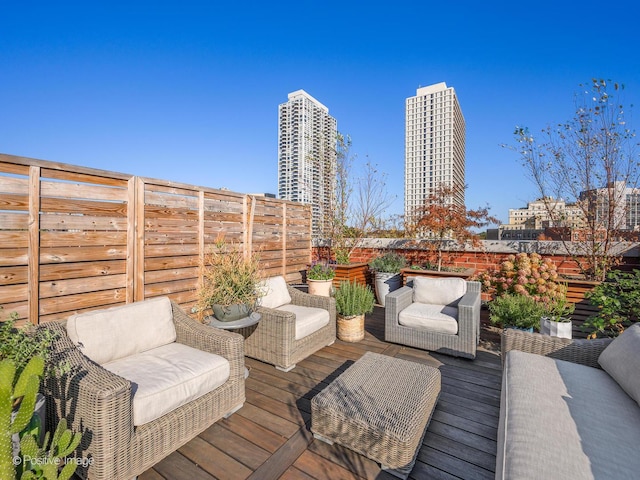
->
[141,306,502,480]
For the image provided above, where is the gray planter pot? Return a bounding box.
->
[374,272,402,307]
[211,303,252,322]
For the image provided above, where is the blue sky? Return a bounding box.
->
[2,1,639,224]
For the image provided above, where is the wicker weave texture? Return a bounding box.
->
[43,301,246,480]
[384,281,481,359]
[337,314,364,342]
[501,328,613,368]
[311,352,441,473]
[246,285,336,370]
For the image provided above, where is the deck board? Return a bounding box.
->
[142,305,502,479]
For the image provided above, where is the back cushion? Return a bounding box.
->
[259,276,292,309]
[598,323,640,407]
[413,276,467,306]
[66,296,176,365]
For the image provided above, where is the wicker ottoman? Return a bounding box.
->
[311,351,441,479]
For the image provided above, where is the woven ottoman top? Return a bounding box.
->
[313,351,441,442]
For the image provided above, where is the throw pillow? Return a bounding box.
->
[259,276,292,309]
[413,276,467,306]
[598,323,640,407]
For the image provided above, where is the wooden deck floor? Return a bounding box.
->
[140,306,502,480]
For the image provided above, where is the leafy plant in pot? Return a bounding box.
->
[195,239,263,322]
[540,285,575,339]
[334,280,375,342]
[488,294,545,332]
[306,263,336,297]
[368,252,406,307]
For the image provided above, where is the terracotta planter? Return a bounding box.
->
[337,314,365,342]
[308,279,333,296]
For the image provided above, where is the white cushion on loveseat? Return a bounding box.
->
[103,343,230,426]
[66,297,176,365]
[259,276,292,309]
[413,277,467,306]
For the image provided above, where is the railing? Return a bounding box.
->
[0,154,311,325]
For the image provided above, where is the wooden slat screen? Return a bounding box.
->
[0,154,312,325]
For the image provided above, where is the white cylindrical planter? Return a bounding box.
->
[374,272,402,307]
[540,317,573,339]
[308,279,333,296]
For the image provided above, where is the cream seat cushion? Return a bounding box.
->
[259,276,292,309]
[277,304,330,340]
[398,302,459,334]
[103,343,230,426]
[66,296,176,365]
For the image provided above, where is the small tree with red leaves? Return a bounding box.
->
[408,183,498,271]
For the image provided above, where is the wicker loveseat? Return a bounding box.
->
[43,297,246,480]
[497,326,640,479]
[385,277,481,359]
[245,276,336,372]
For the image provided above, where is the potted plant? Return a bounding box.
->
[334,280,375,342]
[306,263,336,297]
[488,294,545,332]
[368,252,406,307]
[540,285,576,339]
[195,239,263,322]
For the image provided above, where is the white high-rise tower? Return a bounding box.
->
[404,82,466,227]
[278,90,337,238]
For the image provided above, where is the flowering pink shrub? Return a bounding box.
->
[477,252,566,302]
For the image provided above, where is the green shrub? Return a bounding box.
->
[307,263,336,280]
[0,308,56,379]
[488,294,546,331]
[583,269,640,338]
[368,253,406,274]
[334,281,375,317]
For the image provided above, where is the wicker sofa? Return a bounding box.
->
[245,276,336,372]
[43,297,245,480]
[385,277,481,359]
[497,326,640,479]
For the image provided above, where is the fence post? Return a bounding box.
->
[28,166,41,325]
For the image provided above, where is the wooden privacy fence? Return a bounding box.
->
[0,154,312,325]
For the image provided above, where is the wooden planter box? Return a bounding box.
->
[401,267,476,285]
[564,278,601,339]
[332,262,371,288]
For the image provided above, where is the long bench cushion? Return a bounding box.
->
[66,296,176,365]
[398,302,458,334]
[103,343,230,426]
[277,304,330,340]
[496,350,640,480]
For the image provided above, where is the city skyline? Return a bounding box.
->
[2,1,639,224]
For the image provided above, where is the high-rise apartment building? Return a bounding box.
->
[278,90,337,238]
[404,82,466,227]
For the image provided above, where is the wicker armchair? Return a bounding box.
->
[501,328,613,368]
[385,279,481,359]
[245,283,336,371]
[42,301,245,480]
